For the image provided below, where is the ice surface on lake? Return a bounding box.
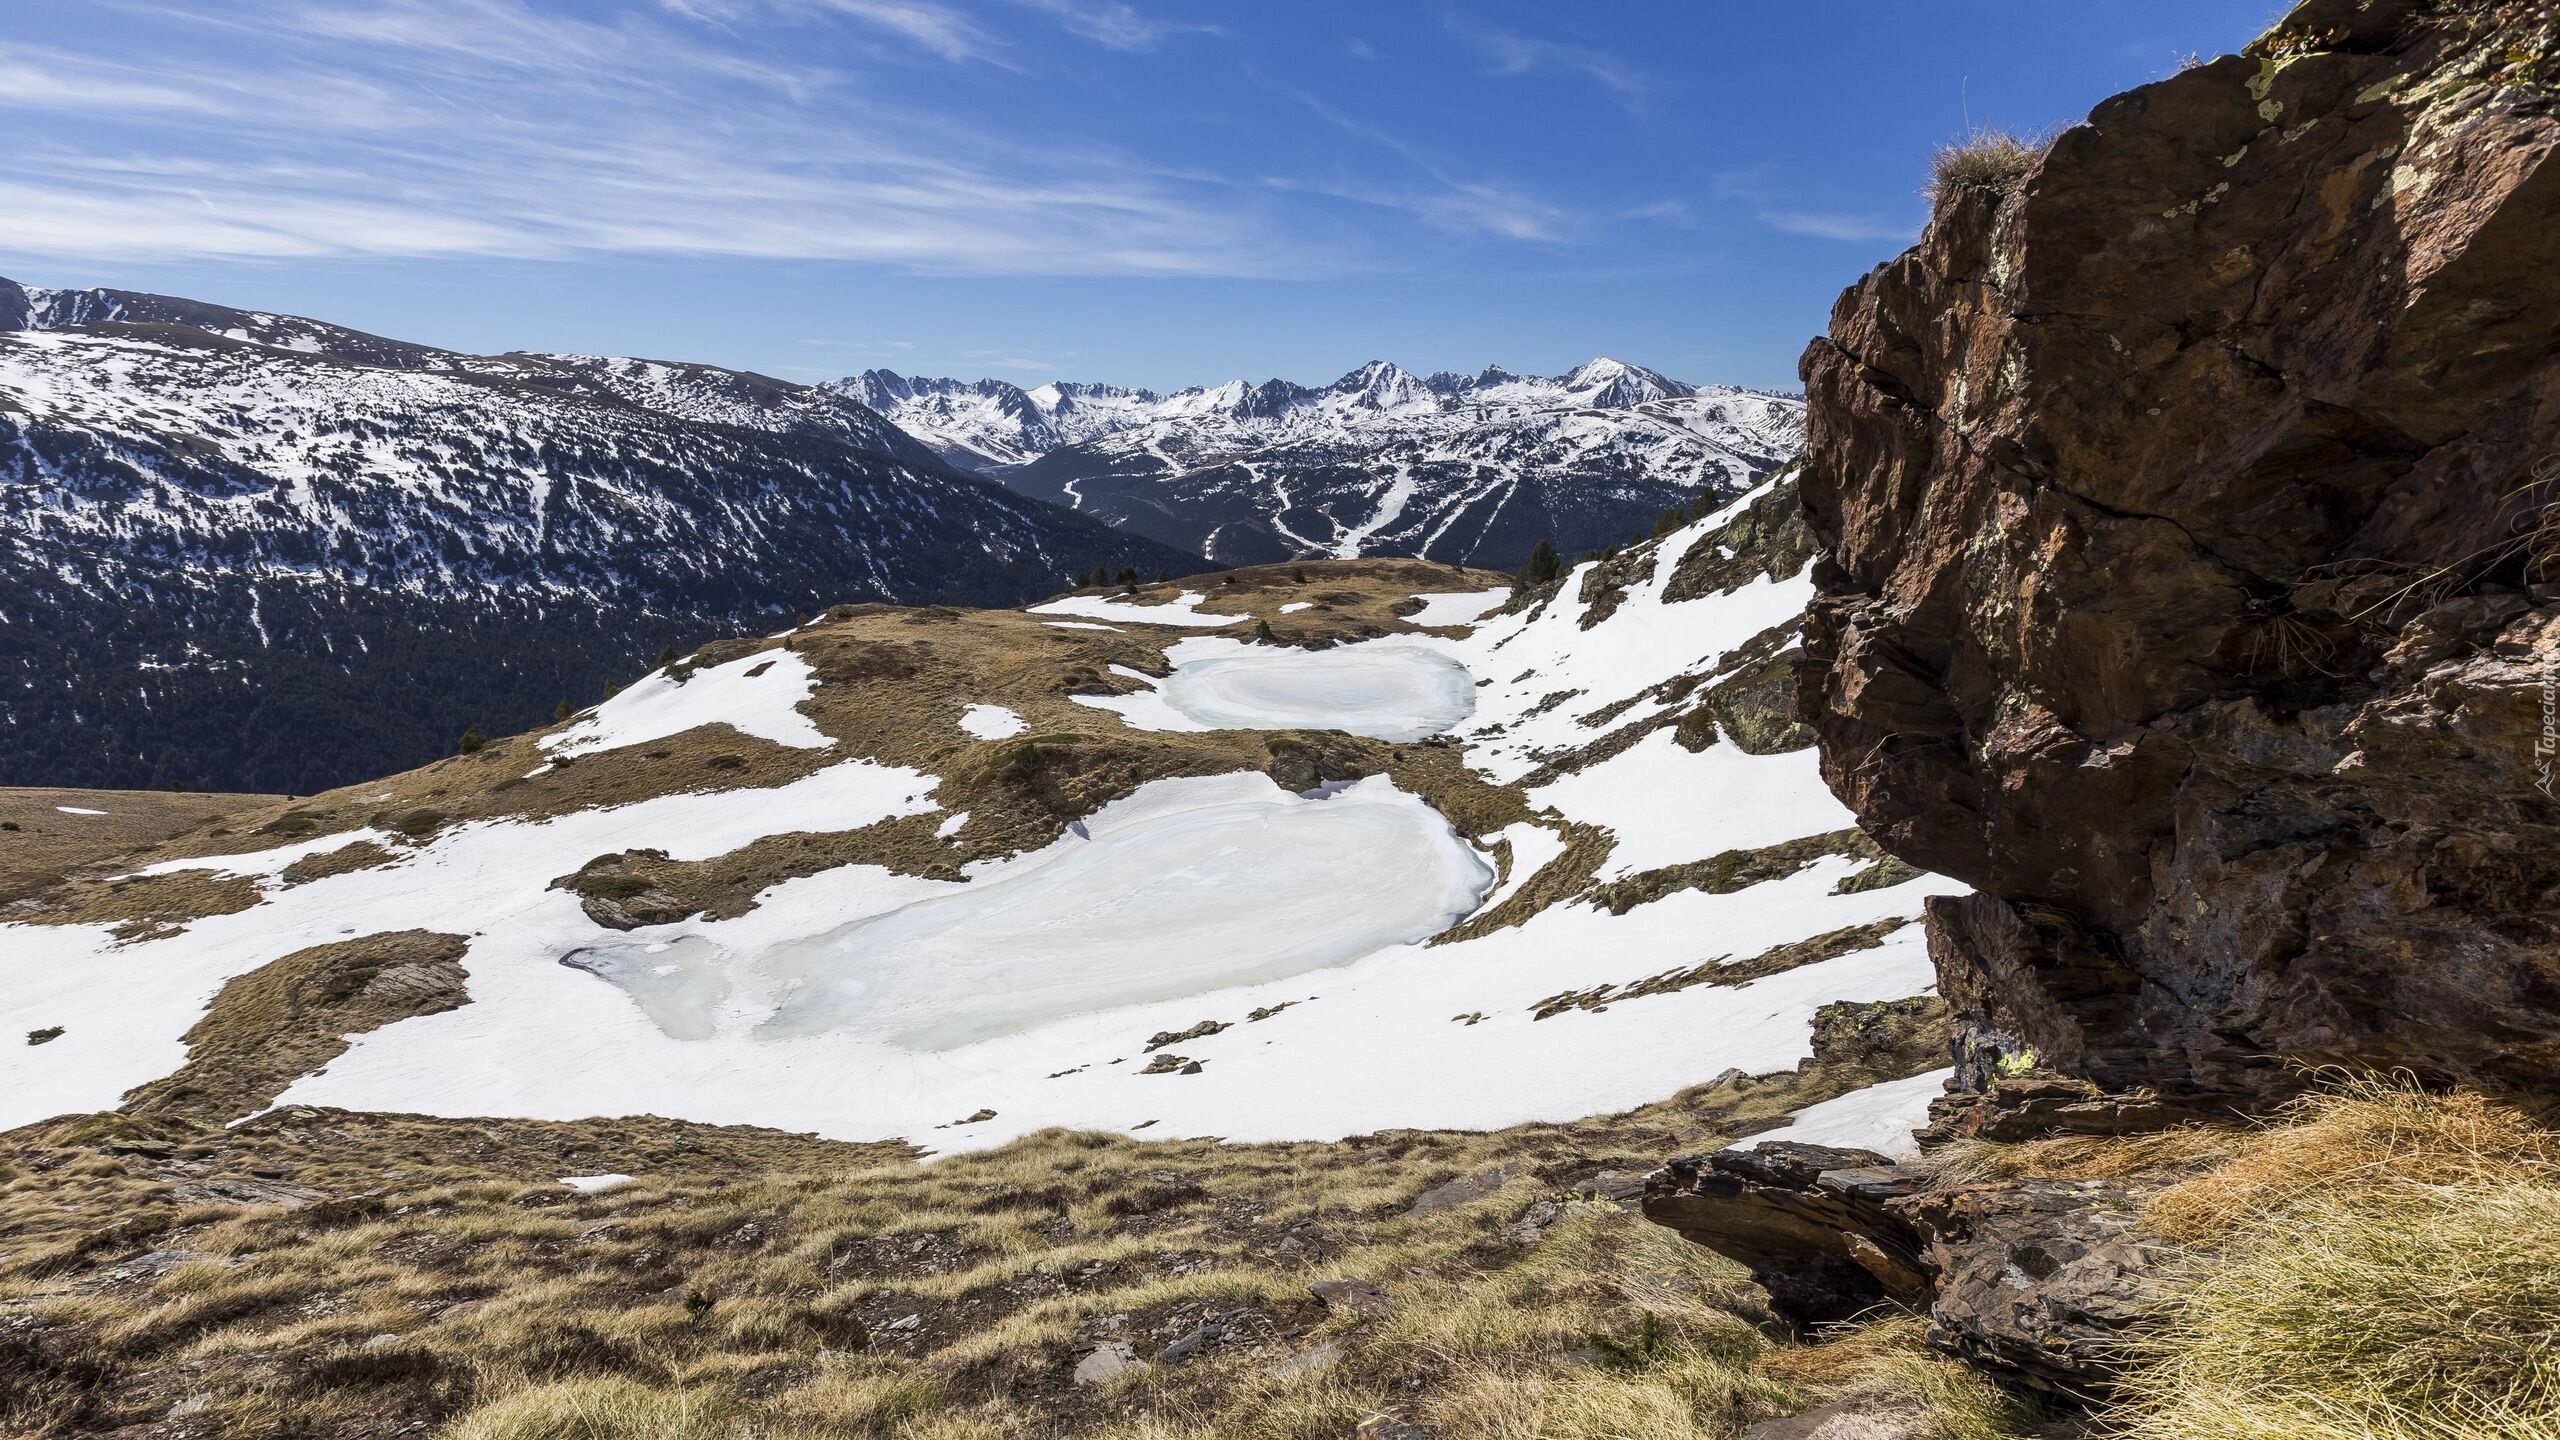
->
[1081,638,1476,742]
[1162,643,1475,741]
[563,775,1490,1051]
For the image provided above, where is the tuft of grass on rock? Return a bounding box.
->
[1925,128,2045,204]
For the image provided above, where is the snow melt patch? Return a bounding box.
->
[1527,729,1855,880]
[1077,636,1475,743]
[55,806,107,816]
[544,650,831,759]
[1028,590,1243,628]
[957,703,1026,740]
[1403,588,1510,628]
[559,1173,634,1192]
[1729,1068,1954,1161]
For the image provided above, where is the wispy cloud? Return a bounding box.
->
[1444,15,1651,109]
[1755,209,1914,243]
[0,0,1305,275]
[813,0,1004,64]
[1262,80,1566,244]
[1710,166,1916,246]
[1009,0,1218,51]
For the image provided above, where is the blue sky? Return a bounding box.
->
[0,1,2273,392]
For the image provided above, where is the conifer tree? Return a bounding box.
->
[1254,618,1277,644]
[457,723,487,754]
[1523,537,1564,586]
[554,699,573,723]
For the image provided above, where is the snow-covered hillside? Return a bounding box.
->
[0,277,1194,793]
[839,359,1806,570]
[2,471,1955,1153]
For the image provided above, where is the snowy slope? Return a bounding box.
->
[841,359,1804,570]
[0,276,1195,793]
[2,471,1957,1152]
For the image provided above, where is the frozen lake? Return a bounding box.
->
[1083,639,1477,742]
[562,775,1491,1051]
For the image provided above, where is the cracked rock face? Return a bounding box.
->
[1798,0,2560,1108]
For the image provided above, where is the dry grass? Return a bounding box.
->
[2105,1078,2560,1440]
[2139,1076,2560,1242]
[1926,128,2045,205]
[0,1000,1952,1439]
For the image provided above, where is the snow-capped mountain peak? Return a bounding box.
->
[1559,356,1693,408]
[1325,360,1437,414]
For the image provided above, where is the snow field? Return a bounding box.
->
[1027,590,1242,628]
[543,649,832,759]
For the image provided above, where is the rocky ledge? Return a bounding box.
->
[1645,1144,2173,1394]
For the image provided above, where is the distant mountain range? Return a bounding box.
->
[0,278,1191,793]
[832,358,1804,568]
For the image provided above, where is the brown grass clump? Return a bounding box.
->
[2141,1076,2560,1242]
[1925,128,2045,204]
[2109,1077,2560,1440]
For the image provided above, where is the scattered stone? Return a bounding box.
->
[1073,1340,1138,1385]
[1739,1395,1933,1440]
[1356,1410,1427,1440]
[1308,1278,1391,1320]
[954,1108,996,1125]
[1139,1053,1190,1075]
[882,1313,922,1332]
[1407,1166,1517,1216]
[26,1026,62,1045]
[1246,1000,1299,1022]
[1144,1019,1229,1052]
[1270,1339,1341,1378]
[1158,1322,1225,1363]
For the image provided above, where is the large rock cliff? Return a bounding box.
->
[1799,0,2560,1113]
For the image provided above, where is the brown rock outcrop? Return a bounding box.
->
[1799,0,2560,1109]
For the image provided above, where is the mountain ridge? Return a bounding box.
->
[839,357,1804,569]
[0,276,1195,793]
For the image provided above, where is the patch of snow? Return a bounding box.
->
[1729,1068,1954,1161]
[1527,729,1855,880]
[55,806,107,816]
[935,811,968,839]
[1278,602,1313,614]
[137,828,398,880]
[1403,588,1511,628]
[1028,591,1243,628]
[559,1173,634,1192]
[544,650,831,759]
[1481,822,1567,913]
[957,703,1026,740]
[1043,621,1121,632]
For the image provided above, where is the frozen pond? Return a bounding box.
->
[562,776,1491,1051]
[1083,639,1477,742]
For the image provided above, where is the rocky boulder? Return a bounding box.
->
[1642,1143,1928,1326]
[1797,0,2560,1109]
